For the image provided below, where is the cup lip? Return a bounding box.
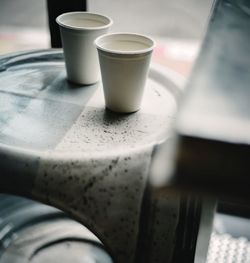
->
[56,11,113,31]
[95,32,155,55]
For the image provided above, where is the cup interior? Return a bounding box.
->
[95,33,155,55]
[56,12,113,30]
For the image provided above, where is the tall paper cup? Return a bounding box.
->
[56,12,113,85]
[95,33,155,113]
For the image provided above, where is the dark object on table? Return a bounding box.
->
[47,0,87,48]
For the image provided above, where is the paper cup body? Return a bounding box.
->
[57,12,113,85]
[95,33,154,112]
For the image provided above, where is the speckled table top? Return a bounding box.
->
[0,49,180,263]
[0,50,177,154]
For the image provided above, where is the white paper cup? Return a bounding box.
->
[95,33,155,113]
[56,12,113,85]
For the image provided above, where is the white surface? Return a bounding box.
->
[95,33,154,54]
[56,12,113,30]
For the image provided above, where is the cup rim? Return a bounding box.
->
[95,32,155,55]
[56,11,113,31]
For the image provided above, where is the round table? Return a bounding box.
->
[0,49,180,263]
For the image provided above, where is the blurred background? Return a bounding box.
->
[0,0,213,76]
[1,2,250,263]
